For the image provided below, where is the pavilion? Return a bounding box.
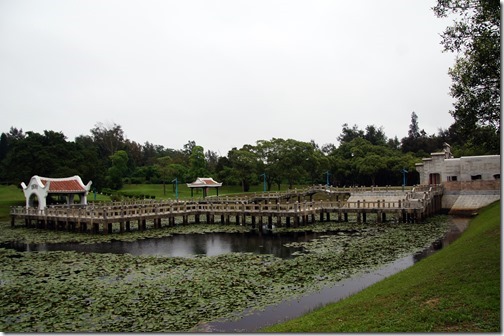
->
[186,177,222,198]
[21,175,92,211]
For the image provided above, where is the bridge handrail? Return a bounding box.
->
[11,196,431,220]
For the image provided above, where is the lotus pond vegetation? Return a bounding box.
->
[0,215,452,332]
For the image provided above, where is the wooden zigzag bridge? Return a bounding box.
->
[10,185,444,234]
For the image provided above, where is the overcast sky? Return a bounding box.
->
[0,0,457,155]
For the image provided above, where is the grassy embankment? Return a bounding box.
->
[262,201,501,333]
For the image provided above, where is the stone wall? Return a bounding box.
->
[416,152,500,214]
[416,153,500,185]
[444,180,500,192]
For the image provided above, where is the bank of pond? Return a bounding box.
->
[0,215,467,332]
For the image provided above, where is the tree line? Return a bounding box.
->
[0,111,497,193]
[0,0,499,193]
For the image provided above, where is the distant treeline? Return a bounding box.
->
[0,113,498,192]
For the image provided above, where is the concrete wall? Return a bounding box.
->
[417,154,500,185]
[459,155,500,181]
[416,152,500,214]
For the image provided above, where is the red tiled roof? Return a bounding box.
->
[199,178,219,185]
[41,179,86,192]
[187,177,222,187]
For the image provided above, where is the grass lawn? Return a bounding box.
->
[119,183,305,200]
[0,185,25,220]
[262,201,501,333]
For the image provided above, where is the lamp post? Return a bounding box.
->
[260,173,266,192]
[172,177,179,200]
[401,168,408,191]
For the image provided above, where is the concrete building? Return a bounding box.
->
[415,144,500,214]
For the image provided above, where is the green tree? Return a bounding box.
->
[107,150,129,190]
[355,154,387,186]
[205,150,219,175]
[255,138,286,190]
[155,156,172,196]
[188,145,208,181]
[90,122,125,159]
[433,0,500,152]
[227,146,259,192]
[364,125,388,147]
[407,111,420,139]
[73,135,106,189]
[1,131,76,184]
[337,123,365,145]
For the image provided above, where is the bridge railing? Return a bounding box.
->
[11,197,427,221]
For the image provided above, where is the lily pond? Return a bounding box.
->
[0,216,465,332]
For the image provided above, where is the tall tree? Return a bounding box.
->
[407,111,420,139]
[155,156,172,196]
[337,123,365,145]
[107,150,129,190]
[364,125,388,146]
[227,147,259,192]
[433,0,500,152]
[188,145,208,181]
[205,150,219,175]
[90,122,125,159]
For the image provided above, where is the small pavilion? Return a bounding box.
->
[21,175,92,211]
[186,177,222,198]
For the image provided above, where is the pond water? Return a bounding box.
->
[1,216,470,332]
[1,229,358,259]
[194,216,471,332]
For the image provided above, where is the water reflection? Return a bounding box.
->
[196,255,415,332]
[195,216,471,332]
[413,216,469,262]
[2,218,469,262]
[1,217,471,332]
[0,230,344,259]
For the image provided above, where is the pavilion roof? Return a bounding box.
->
[186,177,222,188]
[26,175,91,193]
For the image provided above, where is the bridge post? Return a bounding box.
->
[241,203,246,225]
[103,211,108,234]
[294,202,299,227]
[154,206,160,228]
